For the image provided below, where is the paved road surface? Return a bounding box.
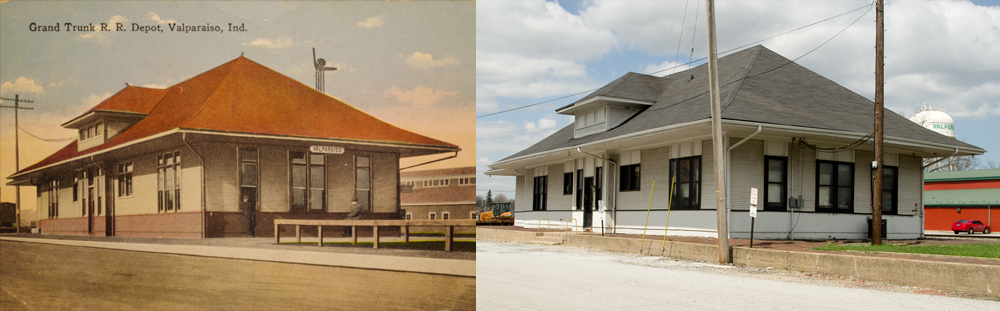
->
[1,241,474,310]
[476,241,998,310]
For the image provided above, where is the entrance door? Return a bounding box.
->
[583,177,594,228]
[88,188,96,234]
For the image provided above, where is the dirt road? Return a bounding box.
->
[1,241,474,310]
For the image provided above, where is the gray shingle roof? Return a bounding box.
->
[501,45,983,162]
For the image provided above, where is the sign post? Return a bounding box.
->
[749,187,758,248]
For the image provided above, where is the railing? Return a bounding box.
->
[537,218,551,232]
[273,219,475,252]
[566,218,578,233]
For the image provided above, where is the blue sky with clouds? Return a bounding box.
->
[476,0,1000,200]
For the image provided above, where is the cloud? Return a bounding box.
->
[384,86,458,106]
[404,52,458,69]
[642,61,691,77]
[524,115,557,132]
[357,16,384,29]
[79,15,127,45]
[0,77,44,94]
[141,84,168,89]
[149,12,175,24]
[242,36,295,49]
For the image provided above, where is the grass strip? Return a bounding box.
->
[813,243,1000,259]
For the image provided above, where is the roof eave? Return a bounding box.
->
[555,96,654,115]
[62,110,148,128]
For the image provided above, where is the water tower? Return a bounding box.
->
[909,104,955,138]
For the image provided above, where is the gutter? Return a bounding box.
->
[922,148,959,170]
[491,119,711,168]
[578,147,618,234]
[182,133,207,239]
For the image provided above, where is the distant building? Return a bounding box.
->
[400,167,475,232]
[7,56,458,238]
[923,169,1000,231]
[0,202,14,227]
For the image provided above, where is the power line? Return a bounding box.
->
[476,2,874,119]
[18,126,75,142]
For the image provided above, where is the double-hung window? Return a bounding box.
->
[157,151,181,212]
[877,166,898,215]
[48,180,59,218]
[619,164,641,192]
[291,151,326,211]
[532,176,547,211]
[816,160,854,213]
[764,156,787,211]
[669,156,701,210]
[117,162,133,197]
[563,173,573,195]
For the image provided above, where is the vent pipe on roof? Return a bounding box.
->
[313,48,338,93]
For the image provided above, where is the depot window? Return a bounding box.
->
[669,156,701,210]
[532,176,547,211]
[291,151,326,211]
[157,151,181,212]
[619,164,641,192]
[816,160,854,213]
[876,166,898,215]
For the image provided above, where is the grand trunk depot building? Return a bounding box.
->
[486,46,985,240]
[7,56,459,238]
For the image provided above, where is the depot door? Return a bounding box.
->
[583,177,594,228]
[88,188,96,234]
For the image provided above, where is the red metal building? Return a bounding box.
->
[923,169,1000,231]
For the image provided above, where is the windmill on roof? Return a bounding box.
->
[312,48,338,93]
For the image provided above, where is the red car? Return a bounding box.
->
[952,219,990,234]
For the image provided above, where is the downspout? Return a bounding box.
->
[920,166,925,239]
[725,126,761,237]
[578,147,618,234]
[788,138,794,240]
[182,133,207,238]
[922,148,959,170]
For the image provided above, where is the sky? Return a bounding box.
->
[0,1,474,222]
[476,0,1000,201]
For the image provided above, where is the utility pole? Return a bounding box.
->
[872,0,885,245]
[1,94,35,234]
[705,0,730,263]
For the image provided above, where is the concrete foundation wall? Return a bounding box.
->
[733,247,1000,297]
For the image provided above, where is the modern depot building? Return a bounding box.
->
[8,56,459,238]
[486,45,985,240]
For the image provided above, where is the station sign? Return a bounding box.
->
[310,145,345,154]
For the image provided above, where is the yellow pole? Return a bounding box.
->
[639,181,656,254]
[661,177,676,252]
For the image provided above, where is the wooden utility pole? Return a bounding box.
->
[872,0,885,245]
[705,0,730,263]
[1,94,35,234]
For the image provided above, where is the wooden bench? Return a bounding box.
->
[273,219,475,251]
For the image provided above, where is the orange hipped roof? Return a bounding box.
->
[15,56,457,176]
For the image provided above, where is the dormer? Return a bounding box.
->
[61,85,168,152]
[63,111,147,151]
[557,96,653,139]
[556,72,665,139]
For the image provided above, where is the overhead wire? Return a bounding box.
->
[477,1,875,119]
[17,126,75,142]
[671,0,692,75]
